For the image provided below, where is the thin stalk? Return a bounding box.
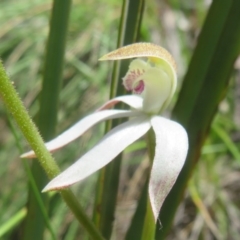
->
[188,180,221,239]
[60,190,105,240]
[0,62,60,178]
[212,123,240,162]
[6,111,56,240]
[126,126,155,239]
[0,62,104,240]
[141,129,156,240]
[92,0,145,239]
[141,199,155,240]
[0,208,27,238]
[125,178,148,240]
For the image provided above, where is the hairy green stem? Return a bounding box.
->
[7,111,56,239]
[0,62,104,240]
[0,62,60,177]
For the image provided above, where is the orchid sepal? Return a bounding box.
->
[149,116,188,221]
[97,95,143,111]
[21,109,142,159]
[42,116,151,191]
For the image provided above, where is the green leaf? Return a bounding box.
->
[157,0,240,238]
[212,123,240,162]
[22,1,72,239]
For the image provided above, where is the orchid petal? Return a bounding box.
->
[149,116,188,222]
[21,110,140,158]
[97,95,143,111]
[43,116,151,191]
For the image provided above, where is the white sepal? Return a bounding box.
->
[149,116,188,222]
[97,95,143,111]
[21,110,140,158]
[43,116,151,191]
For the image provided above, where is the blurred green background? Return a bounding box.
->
[1,0,240,239]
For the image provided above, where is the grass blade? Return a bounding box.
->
[92,0,145,238]
[0,208,27,238]
[6,111,56,239]
[22,1,72,239]
[157,0,240,238]
[212,123,240,162]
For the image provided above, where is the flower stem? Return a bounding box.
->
[0,62,104,240]
[141,128,156,239]
[7,110,56,239]
[141,197,155,240]
[92,1,145,238]
[0,62,60,178]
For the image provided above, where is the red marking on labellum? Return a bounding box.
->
[133,80,144,94]
[123,69,145,92]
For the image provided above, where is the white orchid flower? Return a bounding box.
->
[21,43,188,221]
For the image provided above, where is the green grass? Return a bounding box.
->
[0,0,240,239]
